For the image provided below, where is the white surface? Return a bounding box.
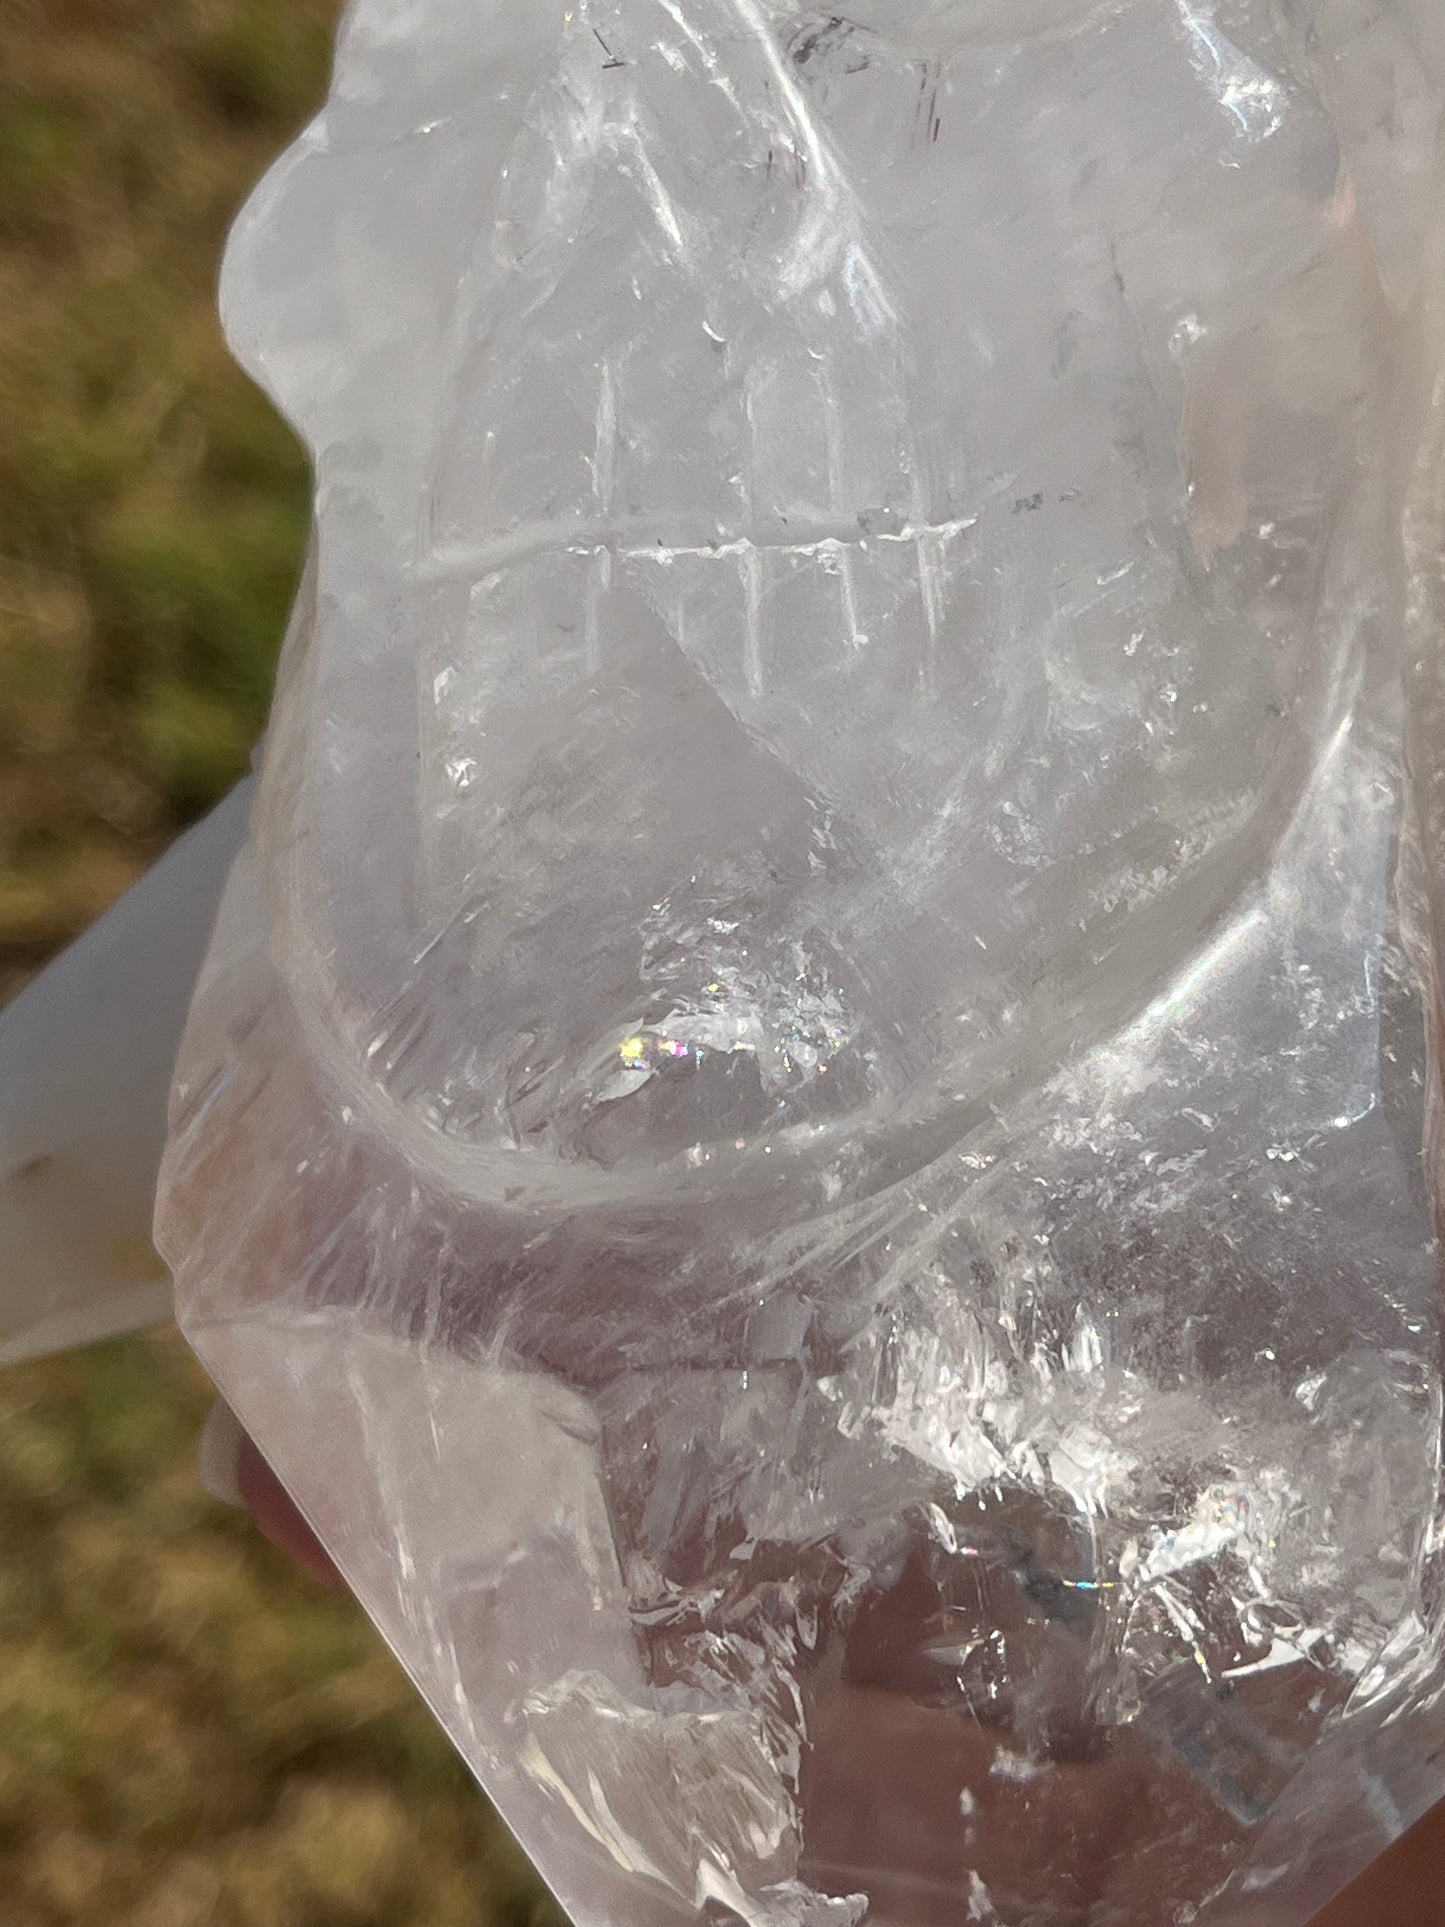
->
[0,780,250,1362]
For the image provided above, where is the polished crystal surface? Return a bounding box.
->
[158,3,1445,1921]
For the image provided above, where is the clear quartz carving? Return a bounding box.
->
[157,3,1445,1922]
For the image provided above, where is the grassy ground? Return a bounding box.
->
[0,0,327,997]
[0,5,557,1921]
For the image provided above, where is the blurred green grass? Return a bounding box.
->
[0,0,327,994]
[0,4,557,1920]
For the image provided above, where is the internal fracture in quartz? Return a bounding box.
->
[157,3,1445,1923]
